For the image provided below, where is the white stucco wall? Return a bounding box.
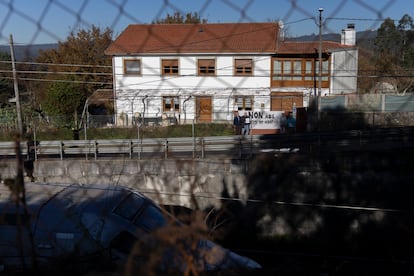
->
[111,49,358,126]
[114,55,270,90]
[112,55,272,125]
[330,48,358,95]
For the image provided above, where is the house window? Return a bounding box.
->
[162,59,179,75]
[272,58,330,83]
[273,59,304,81]
[234,59,253,76]
[163,96,180,112]
[235,96,253,111]
[316,59,330,81]
[124,59,141,75]
[198,59,215,76]
[292,60,302,80]
[273,60,282,80]
[304,60,313,81]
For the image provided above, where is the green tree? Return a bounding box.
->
[374,15,414,93]
[153,11,207,24]
[374,18,401,74]
[36,25,113,127]
[357,47,377,93]
[42,81,85,128]
[397,14,414,67]
[0,51,13,107]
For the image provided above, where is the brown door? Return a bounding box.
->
[271,92,303,111]
[196,96,212,122]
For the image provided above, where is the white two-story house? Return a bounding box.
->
[105,22,358,133]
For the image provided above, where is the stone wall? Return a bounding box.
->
[0,158,249,209]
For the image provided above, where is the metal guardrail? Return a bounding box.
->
[0,141,27,156]
[0,136,245,160]
[1,127,414,160]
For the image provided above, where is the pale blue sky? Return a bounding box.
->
[0,0,411,45]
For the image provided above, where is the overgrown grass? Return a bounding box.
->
[0,123,234,141]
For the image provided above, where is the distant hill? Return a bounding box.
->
[0,43,57,60]
[286,30,377,50]
[0,30,377,61]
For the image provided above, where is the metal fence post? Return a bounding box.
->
[94,140,98,160]
[201,138,205,159]
[129,140,133,159]
[60,141,64,160]
[164,138,168,159]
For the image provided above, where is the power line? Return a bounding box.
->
[326,17,400,23]
[0,76,112,86]
[140,189,404,213]
[0,69,111,76]
[0,60,112,69]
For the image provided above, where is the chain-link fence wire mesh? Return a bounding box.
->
[0,0,402,44]
[1,0,413,134]
[3,1,414,275]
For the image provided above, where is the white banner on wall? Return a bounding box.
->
[245,110,283,130]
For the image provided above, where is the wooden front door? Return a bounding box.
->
[196,96,212,122]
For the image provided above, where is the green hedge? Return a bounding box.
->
[0,123,234,141]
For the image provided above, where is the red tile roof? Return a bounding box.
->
[105,23,279,55]
[277,41,355,54]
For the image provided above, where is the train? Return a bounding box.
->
[0,181,261,274]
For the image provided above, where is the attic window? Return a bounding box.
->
[124,59,141,75]
[198,59,215,76]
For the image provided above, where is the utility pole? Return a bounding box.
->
[317,8,324,128]
[318,8,324,98]
[9,34,23,136]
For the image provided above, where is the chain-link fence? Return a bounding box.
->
[0,0,403,44]
[1,0,411,135]
[3,1,414,275]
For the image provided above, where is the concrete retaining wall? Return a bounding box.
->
[0,158,249,209]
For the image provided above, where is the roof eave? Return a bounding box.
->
[106,51,277,56]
